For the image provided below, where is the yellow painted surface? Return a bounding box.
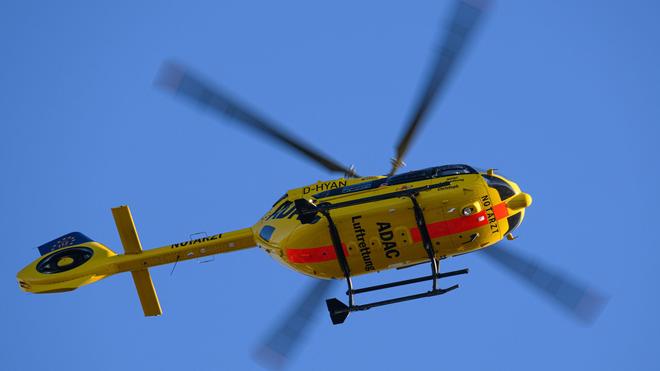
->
[253,172,532,279]
[112,205,144,255]
[16,169,531,316]
[131,269,162,316]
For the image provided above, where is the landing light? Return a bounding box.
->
[462,207,474,216]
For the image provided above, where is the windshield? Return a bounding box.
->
[504,212,522,236]
[482,174,515,200]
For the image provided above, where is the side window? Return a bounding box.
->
[388,168,434,186]
[434,165,477,177]
[259,225,276,242]
[482,175,515,200]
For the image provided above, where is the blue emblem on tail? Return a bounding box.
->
[37,232,93,256]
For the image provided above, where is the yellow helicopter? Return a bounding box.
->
[16,0,605,366]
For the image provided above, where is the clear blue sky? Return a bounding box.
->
[1,1,659,370]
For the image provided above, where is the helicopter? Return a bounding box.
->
[16,0,606,368]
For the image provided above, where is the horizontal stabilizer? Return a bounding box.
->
[112,205,162,316]
[131,269,162,316]
[112,206,143,255]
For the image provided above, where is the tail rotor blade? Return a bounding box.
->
[482,244,608,324]
[389,0,489,176]
[156,62,358,177]
[253,278,336,370]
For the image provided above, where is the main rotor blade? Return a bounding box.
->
[482,244,608,324]
[253,278,336,370]
[156,62,357,177]
[388,0,489,176]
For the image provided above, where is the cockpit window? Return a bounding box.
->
[504,212,522,236]
[271,193,288,207]
[482,174,515,200]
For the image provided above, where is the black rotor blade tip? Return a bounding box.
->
[463,0,491,11]
[573,290,609,324]
[254,346,287,370]
[155,61,185,92]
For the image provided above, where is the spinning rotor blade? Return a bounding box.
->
[482,244,608,324]
[157,62,357,177]
[389,0,489,176]
[254,278,336,370]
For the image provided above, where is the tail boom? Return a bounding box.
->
[111,227,255,274]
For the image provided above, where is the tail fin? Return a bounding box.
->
[17,205,256,316]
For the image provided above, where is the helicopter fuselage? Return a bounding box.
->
[253,165,532,279]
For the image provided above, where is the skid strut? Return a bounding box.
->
[319,210,354,307]
[296,191,469,325]
[408,193,439,290]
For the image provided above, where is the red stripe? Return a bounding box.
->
[286,244,348,263]
[411,202,509,242]
[287,202,509,263]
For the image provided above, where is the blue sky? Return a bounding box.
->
[1,0,659,370]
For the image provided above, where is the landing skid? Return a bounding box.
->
[326,267,468,325]
[295,190,470,325]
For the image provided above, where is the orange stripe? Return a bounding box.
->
[493,202,509,219]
